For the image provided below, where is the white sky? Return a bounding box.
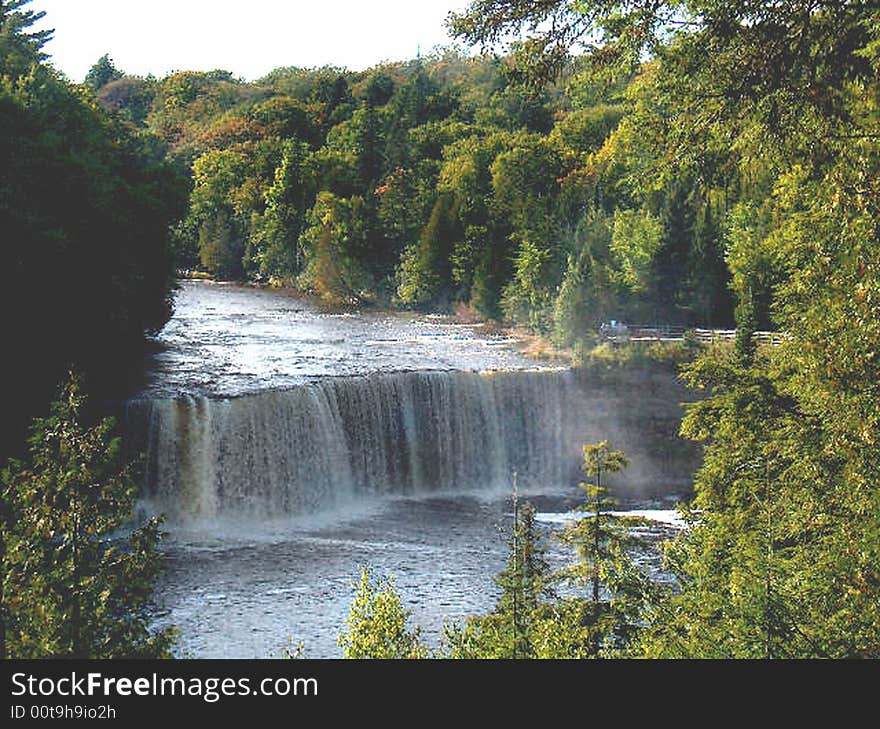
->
[30,1,472,82]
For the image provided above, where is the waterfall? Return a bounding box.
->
[126,369,583,520]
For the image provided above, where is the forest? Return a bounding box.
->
[1,0,879,659]
[97,28,737,336]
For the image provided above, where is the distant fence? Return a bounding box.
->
[601,325,785,346]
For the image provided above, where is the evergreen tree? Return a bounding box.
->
[0,0,52,76]
[337,567,427,659]
[1,376,176,658]
[354,104,385,188]
[249,140,314,278]
[396,192,458,309]
[494,497,552,658]
[654,179,695,321]
[643,164,880,659]
[686,199,732,326]
[558,442,649,657]
[441,495,566,659]
[733,286,758,365]
[84,53,124,91]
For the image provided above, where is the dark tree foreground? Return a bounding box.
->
[2,376,175,658]
[0,1,185,465]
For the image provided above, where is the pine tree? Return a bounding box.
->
[558,441,648,657]
[84,53,124,91]
[440,493,559,659]
[250,140,313,278]
[337,567,427,659]
[1,376,176,658]
[396,193,458,309]
[0,0,52,75]
[734,286,758,365]
[494,496,552,659]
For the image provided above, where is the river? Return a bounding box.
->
[127,280,685,658]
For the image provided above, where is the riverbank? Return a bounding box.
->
[174,274,710,373]
[139,278,701,657]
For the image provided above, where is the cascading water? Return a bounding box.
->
[127,368,582,522]
[122,282,691,657]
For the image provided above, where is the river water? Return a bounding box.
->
[131,281,683,658]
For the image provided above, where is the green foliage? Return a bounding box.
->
[185,139,283,278]
[442,599,594,660]
[396,192,459,309]
[610,208,662,294]
[490,500,551,658]
[686,198,733,326]
[8,0,878,661]
[575,339,702,371]
[549,104,624,153]
[638,156,880,657]
[0,0,51,76]
[2,376,176,658]
[155,43,737,333]
[338,567,427,659]
[248,140,314,279]
[552,208,618,346]
[441,445,655,659]
[248,97,319,146]
[84,54,123,91]
[555,442,648,657]
[449,2,880,659]
[1,7,185,461]
[439,498,591,659]
[298,192,373,303]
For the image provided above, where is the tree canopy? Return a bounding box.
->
[4,0,879,659]
[335,0,880,659]
[0,1,185,463]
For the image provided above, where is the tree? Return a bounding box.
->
[610,208,662,296]
[0,0,52,77]
[685,198,732,327]
[1,5,184,465]
[396,192,459,309]
[353,104,385,188]
[185,140,283,279]
[557,442,651,657]
[84,54,124,91]
[96,76,155,125]
[299,192,373,303]
[641,163,880,659]
[449,2,876,125]
[493,496,552,658]
[552,207,620,346]
[337,567,427,659]
[1,376,176,658]
[441,495,580,659]
[248,140,314,279]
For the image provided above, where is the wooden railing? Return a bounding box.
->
[601,325,785,346]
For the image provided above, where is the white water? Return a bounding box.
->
[129,369,582,521]
[128,281,683,657]
[139,280,545,398]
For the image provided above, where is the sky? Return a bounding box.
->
[30,1,472,82]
